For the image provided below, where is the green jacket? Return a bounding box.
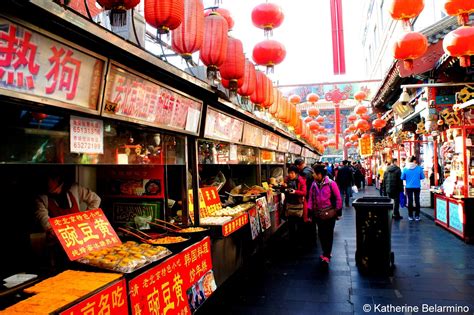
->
[383,164,403,195]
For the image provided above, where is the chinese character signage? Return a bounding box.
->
[256,197,271,231]
[204,107,243,143]
[103,64,202,134]
[242,123,263,147]
[289,142,301,155]
[129,237,213,315]
[0,18,105,111]
[70,116,104,154]
[49,209,120,260]
[199,187,222,217]
[278,137,290,152]
[265,131,279,150]
[358,137,373,157]
[59,279,128,315]
[222,212,249,237]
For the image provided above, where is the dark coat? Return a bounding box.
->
[335,166,354,189]
[383,164,403,195]
[299,166,314,199]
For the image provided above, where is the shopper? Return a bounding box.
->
[294,158,314,199]
[401,156,425,221]
[283,165,308,243]
[335,160,353,207]
[383,159,404,220]
[308,164,342,265]
[378,162,388,196]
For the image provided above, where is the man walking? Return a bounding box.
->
[383,159,403,220]
[335,160,354,207]
[295,158,314,199]
[401,156,425,221]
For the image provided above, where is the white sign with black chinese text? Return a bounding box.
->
[70,116,104,154]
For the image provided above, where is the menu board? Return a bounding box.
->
[435,196,448,225]
[242,123,263,147]
[266,132,279,150]
[103,64,202,134]
[289,142,301,155]
[204,108,244,143]
[448,201,464,233]
[0,17,105,112]
[278,137,290,152]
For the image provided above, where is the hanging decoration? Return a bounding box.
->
[316,116,325,124]
[304,116,313,124]
[354,90,367,102]
[238,60,257,105]
[444,0,474,26]
[388,0,425,30]
[221,78,243,90]
[251,2,284,36]
[200,12,228,81]
[252,39,287,73]
[145,0,185,34]
[325,86,348,149]
[355,119,371,132]
[393,31,428,70]
[354,104,368,115]
[443,26,474,67]
[309,121,320,131]
[171,0,204,60]
[372,114,387,131]
[261,76,275,109]
[307,107,320,117]
[219,36,245,95]
[276,97,290,123]
[347,114,357,122]
[97,0,140,26]
[269,88,281,115]
[330,0,346,74]
[205,7,234,30]
[289,94,301,105]
[306,93,320,103]
[250,71,269,108]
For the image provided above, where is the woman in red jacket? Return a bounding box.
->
[283,165,308,243]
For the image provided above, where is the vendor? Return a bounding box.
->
[35,171,101,239]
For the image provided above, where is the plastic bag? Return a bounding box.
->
[351,185,359,194]
[399,192,406,208]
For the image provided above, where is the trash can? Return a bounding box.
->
[353,197,395,274]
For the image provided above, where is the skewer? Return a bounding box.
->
[147,221,180,233]
[127,226,166,239]
[118,227,150,243]
[154,218,182,230]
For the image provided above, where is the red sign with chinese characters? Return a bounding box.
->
[0,18,105,111]
[49,209,120,261]
[199,187,222,217]
[222,212,249,237]
[129,237,213,315]
[59,279,128,315]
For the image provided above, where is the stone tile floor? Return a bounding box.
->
[197,187,474,315]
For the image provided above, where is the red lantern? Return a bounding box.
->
[205,8,234,30]
[316,116,325,123]
[443,26,474,67]
[200,13,229,80]
[361,133,371,139]
[388,0,425,29]
[348,125,357,132]
[304,116,313,124]
[373,115,387,131]
[172,0,204,60]
[355,119,371,132]
[344,128,351,134]
[347,114,357,122]
[317,135,328,142]
[295,116,303,135]
[269,88,281,115]
[97,0,140,26]
[306,93,320,103]
[308,121,320,131]
[345,142,353,148]
[219,37,245,93]
[327,139,336,146]
[354,91,367,102]
[145,0,184,34]
[251,2,284,36]
[307,107,320,117]
[289,94,301,104]
[355,104,368,115]
[318,125,326,132]
[238,60,257,102]
[32,112,48,121]
[344,135,350,142]
[221,78,243,90]
[276,97,290,123]
[262,76,274,109]
[252,39,286,73]
[361,113,371,120]
[444,0,474,26]
[350,134,359,142]
[251,71,268,107]
[393,31,428,70]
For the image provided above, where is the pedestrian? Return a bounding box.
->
[383,159,404,220]
[294,158,317,246]
[401,156,425,221]
[283,165,308,243]
[378,162,388,196]
[308,164,342,265]
[335,160,353,207]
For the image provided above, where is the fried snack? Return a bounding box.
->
[148,236,188,244]
[179,227,206,233]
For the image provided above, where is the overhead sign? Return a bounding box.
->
[49,209,120,261]
[204,108,244,143]
[0,17,105,112]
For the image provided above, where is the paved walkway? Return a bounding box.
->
[198,187,474,315]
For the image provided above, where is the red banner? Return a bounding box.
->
[222,212,249,237]
[129,237,213,315]
[59,279,128,315]
[49,209,120,261]
[199,187,222,217]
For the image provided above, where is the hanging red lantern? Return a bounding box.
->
[393,31,428,70]
[304,116,313,124]
[200,13,229,80]
[344,135,350,142]
[251,71,268,107]
[354,91,367,102]
[219,37,245,94]
[289,94,301,104]
[306,93,320,103]
[172,0,204,60]
[262,76,274,109]
[238,59,257,103]
[251,2,284,36]
[97,0,140,26]
[316,115,325,123]
[318,125,326,133]
[444,0,474,26]
[361,113,371,120]
[373,114,387,131]
[221,78,243,90]
[355,119,371,132]
[294,116,303,135]
[317,135,328,142]
[145,0,184,34]
[347,114,357,122]
[307,107,320,117]
[361,133,371,139]
[269,88,281,115]
[32,112,48,121]
[388,0,425,29]
[350,134,359,142]
[205,7,234,30]
[348,125,357,132]
[355,104,368,115]
[252,39,286,73]
[276,97,291,123]
[327,139,336,146]
[308,121,320,131]
[344,128,351,134]
[443,26,474,67]
[345,142,353,148]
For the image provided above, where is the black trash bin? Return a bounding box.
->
[353,197,395,274]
